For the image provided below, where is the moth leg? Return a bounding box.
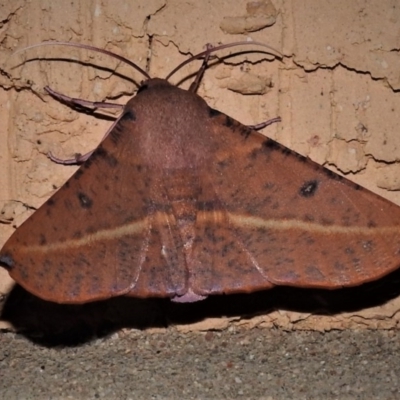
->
[247,116,281,130]
[49,112,123,165]
[189,43,214,93]
[48,152,89,165]
[45,86,123,110]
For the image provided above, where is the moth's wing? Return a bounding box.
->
[0,115,187,303]
[189,111,400,295]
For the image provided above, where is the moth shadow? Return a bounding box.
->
[2,267,400,347]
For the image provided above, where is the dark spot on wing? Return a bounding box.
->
[261,139,310,165]
[74,169,84,180]
[221,241,236,257]
[39,234,47,245]
[121,109,136,121]
[264,182,276,190]
[223,116,235,128]
[299,180,319,198]
[82,156,94,169]
[19,265,29,281]
[209,107,222,118]
[83,145,118,169]
[262,139,280,151]
[217,159,231,168]
[271,201,280,210]
[321,217,334,226]
[240,126,252,138]
[294,153,307,162]
[218,114,254,138]
[322,168,344,181]
[77,192,93,209]
[93,147,107,158]
[248,148,259,160]
[47,198,55,206]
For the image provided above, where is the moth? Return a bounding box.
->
[1,41,400,304]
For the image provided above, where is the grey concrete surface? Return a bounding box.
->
[1,328,399,399]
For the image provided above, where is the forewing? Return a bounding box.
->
[189,111,400,295]
[0,114,186,303]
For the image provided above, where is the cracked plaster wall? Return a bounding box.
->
[1,0,400,331]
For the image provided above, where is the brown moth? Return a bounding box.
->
[2,42,400,304]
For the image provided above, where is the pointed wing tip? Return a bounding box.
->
[0,253,14,270]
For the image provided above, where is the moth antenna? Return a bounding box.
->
[48,115,123,165]
[13,41,151,80]
[165,41,282,81]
